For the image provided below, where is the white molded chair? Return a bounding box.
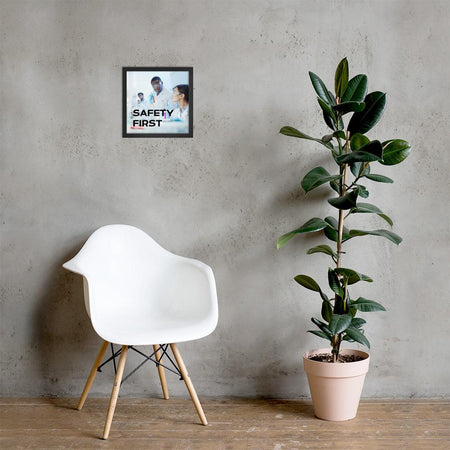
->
[63,224,218,439]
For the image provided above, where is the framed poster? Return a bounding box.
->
[122,67,193,138]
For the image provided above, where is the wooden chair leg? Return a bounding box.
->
[102,345,128,440]
[153,345,169,400]
[170,343,208,426]
[77,340,109,410]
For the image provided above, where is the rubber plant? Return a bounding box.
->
[278,58,411,362]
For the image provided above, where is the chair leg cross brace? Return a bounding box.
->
[77,340,208,440]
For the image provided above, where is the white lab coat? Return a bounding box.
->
[171,104,189,122]
[149,87,172,109]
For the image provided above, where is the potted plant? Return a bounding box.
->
[278,58,411,421]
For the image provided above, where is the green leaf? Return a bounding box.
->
[381,139,411,166]
[348,91,386,135]
[328,189,359,210]
[334,268,373,284]
[351,202,393,227]
[309,71,334,105]
[365,174,394,183]
[277,218,329,249]
[333,130,346,140]
[350,133,370,151]
[348,229,402,245]
[333,101,365,115]
[323,111,337,131]
[351,297,386,312]
[342,74,368,103]
[279,126,334,150]
[329,314,352,334]
[308,329,332,340]
[321,301,333,322]
[311,317,332,335]
[318,97,336,119]
[307,244,338,260]
[336,140,383,164]
[294,275,321,292]
[355,184,369,198]
[301,167,342,194]
[324,216,350,242]
[351,317,366,328]
[329,179,340,194]
[345,327,370,348]
[335,57,349,98]
[328,268,343,296]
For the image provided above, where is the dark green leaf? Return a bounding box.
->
[333,130,346,140]
[381,139,411,166]
[311,317,332,335]
[333,101,365,115]
[335,57,349,98]
[351,317,366,328]
[319,289,330,303]
[324,216,350,242]
[301,167,342,193]
[351,202,393,227]
[350,161,370,177]
[279,126,334,150]
[350,133,370,151]
[328,189,359,210]
[323,111,337,131]
[307,244,338,260]
[365,174,394,183]
[348,229,402,245]
[329,180,340,194]
[308,329,332,340]
[342,74,368,103]
[277,218,329,249]
[355,184,370,198]
[345,327,370,348]
[348,91,386,135]
[309,71,334,105]
[328,268,343,296]
[351,297,386,312]
[337,151,381,164]
[329,314,352,334]
[336,140,383,164]
[294,275,321,292]
[321,301,333,322]
[318,97,336,119]
[334,268,373,284]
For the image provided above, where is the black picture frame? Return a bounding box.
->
[122,67,193,138]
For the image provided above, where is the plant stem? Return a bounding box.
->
[336,132,350,268]
[333,131,351,362]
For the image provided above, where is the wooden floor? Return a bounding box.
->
[1,398,449,449]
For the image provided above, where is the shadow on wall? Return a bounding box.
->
[31,242,98,397]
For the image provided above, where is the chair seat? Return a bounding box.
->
[93,314,216,346]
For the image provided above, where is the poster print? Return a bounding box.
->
[123,67,193,138]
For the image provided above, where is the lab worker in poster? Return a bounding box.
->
[171,84,189,122]
[149,76,172,109]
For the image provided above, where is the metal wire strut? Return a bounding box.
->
[96,344,184,385]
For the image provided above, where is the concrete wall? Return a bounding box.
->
[1,0,449,398]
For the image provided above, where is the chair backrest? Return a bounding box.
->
[63,225,218,343]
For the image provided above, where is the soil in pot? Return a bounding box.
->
[308,353,365,363]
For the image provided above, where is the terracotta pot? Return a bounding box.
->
[303,347,370,421]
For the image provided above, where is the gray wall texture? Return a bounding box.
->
[1,0,449,398]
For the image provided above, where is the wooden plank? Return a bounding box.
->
[0,398,449,448]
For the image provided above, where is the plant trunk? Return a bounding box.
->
[333,131,351,362]
[332,334,341,362]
